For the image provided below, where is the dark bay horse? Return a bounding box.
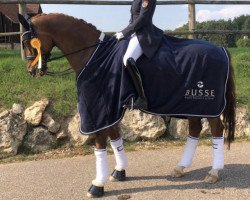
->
[18,13,236,198]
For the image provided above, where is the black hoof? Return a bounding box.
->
[86,184,104,198]
[109,169,126,182]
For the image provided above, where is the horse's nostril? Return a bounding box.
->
[28,69,36,77]
[39,71,43,76]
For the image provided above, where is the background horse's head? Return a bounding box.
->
[18,14,55,77]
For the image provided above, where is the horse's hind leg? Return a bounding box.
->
[171,117,202,177]
[108,125,128,182]
[87,130,109,198]
[204,117,224,183]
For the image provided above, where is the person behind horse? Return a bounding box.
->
[115,0,163,110]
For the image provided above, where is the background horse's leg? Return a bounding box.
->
[171,117,202,177]
[205,117,224,183]
[109,125,128,182]
[87,130,109,198]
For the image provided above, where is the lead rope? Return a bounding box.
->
[46,68,73,76]
[45,42,102,76]
[45,35,115,76]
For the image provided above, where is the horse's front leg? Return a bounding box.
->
[171,117,201,177]
[87,130,109,198]
[108,125,127,182]
[205,117,224,183]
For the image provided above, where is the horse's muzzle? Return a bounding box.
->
[29,68,46,77]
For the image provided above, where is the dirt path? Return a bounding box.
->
[0,142,249,200]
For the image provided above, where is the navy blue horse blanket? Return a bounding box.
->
[77,35,229,134]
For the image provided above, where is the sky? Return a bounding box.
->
[41,1,250,32]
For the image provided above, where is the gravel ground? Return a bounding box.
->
[0,142,249,200]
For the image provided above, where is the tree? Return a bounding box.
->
[243,17,250,30]
[195,20,237,47]
[233,15,250,41]
[233,15,249,30]
[171,15,250,47]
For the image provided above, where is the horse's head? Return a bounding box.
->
[18,14,54,77]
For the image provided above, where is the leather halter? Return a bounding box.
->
[21,23,51,76]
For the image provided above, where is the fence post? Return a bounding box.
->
[18,3,27,60]
[188,1,196,39]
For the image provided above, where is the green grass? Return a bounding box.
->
[0,49,77,118]
[0,48,249,119]
[229,48,250,111]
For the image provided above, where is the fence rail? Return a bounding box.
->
[0,0,249,58]
[0,0,250,5]
[0,32,21,37]
[1,30,250,38]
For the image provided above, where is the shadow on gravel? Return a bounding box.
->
[165,164,250,188]
[105,164,250,197]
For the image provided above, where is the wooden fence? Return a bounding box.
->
[1,0,250,37]
[0,0,250,58]
[1,0,250,5]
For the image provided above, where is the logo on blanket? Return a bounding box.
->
[184,81,215,100]
[197,81,204,88]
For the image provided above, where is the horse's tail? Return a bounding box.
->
[223,48,236,149]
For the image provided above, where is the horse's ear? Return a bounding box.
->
[18,13,30,31]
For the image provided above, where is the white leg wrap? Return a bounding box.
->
[94,149,109,185]
[212,137,224,170]
[178,136,199,168]
[110,137,128,171]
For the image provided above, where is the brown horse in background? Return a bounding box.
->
[18,13,236,198]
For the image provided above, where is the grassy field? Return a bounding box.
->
[230,48,250,109]
[0,50,76,118]
[0,48,249,119]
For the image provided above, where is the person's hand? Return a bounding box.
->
[114,32,124,40]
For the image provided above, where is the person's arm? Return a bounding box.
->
[121,0,156,37]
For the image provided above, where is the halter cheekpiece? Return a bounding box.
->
[21,17,51,76]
